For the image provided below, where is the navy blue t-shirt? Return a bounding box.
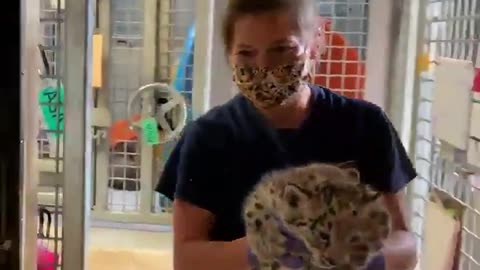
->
[155,86,417,241]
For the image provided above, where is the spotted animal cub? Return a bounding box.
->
[243,163,392,270]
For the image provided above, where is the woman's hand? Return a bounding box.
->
[381,231,417,270]
[380,193,418,270]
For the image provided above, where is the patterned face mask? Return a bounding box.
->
[232,60,310,109]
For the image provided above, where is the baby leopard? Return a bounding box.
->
[243,163,392,270]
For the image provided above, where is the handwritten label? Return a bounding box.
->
[141,117,160,145]
[38,86,64,136]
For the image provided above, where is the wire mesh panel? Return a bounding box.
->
[100,0,369,218]
[106,0,145,213]
[313,0,369,99]
[410,0,480,268]
[37,0,65,268]
[151,0,369,213]
[109,0,144,122]
[37,204,63,269]
[153,0,195,214]
[108,141,142,212]
[38,0,64,166]
[91,0,195,219]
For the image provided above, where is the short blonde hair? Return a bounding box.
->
[222,0,316,53]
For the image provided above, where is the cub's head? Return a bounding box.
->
[269,164,356,226]
[269,163,385,252]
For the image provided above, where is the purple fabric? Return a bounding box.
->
[248,217,385,269]
[364,254,386,270]
[247,234,307,269]
[249,248,385,270]
[248,240,385,269]
[247,220,308,268]
[248,249,305,269]
[279,254,304,269]
[279,223,308,253]
[247,249,259,266]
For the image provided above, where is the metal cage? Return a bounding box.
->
[32,3,201,268]
[313,0,369,99]
[88,0,197,224]
[27,0,410,269]
[36,0,65,268]
[91,0,373,225]
[410,0,480,269]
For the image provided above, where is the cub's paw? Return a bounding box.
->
[348,242,371,268]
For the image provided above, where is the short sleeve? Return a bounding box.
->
[155,135,184,201]
[359,106,417,193]
[156,122,226,214]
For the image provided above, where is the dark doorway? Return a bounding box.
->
[0,0,21,269]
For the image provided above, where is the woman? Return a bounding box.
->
[156,0,418,269]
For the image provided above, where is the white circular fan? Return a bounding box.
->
[127,83,187,144]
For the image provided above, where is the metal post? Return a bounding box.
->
[386,0,411,129]
[20,0,41,269]
[405,0,429,254]
[93,0,112,214]
[210,0,235,107]
[192,0,214,116]
[400,0,426,234]
[62,0,94,269]
[139,0,158,215]
[192,0,233,116]
[396,0,424,152]
[364,0,396,109]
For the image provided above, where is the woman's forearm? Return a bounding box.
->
[382,231,418,270]
[174,238,249,270]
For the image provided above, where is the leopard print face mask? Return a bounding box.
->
[232,60,310,108]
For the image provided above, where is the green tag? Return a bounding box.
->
[38,86,65,137]
[142,117,160,145]
[445,208,457,218]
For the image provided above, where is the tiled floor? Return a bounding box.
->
[88,228,173,270]
[89,226,173,250]
[39,219,173,270]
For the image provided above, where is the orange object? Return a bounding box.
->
[313,19,365,99]
[109,114,141,148]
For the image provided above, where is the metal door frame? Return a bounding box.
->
[20,0,42,268]
[2,1,22,269]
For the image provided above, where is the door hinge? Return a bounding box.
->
[0,240,11,251]
[0,240,11,265]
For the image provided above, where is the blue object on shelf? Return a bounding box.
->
[162,24,196,163]
[173,24,195,94]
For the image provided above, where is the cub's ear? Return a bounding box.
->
[336,160,358,169]
[283,184,309,207]
[361,188,382,203]
[343,167,361,182]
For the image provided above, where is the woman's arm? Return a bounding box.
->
[156,121,248,269]
[173,199,249,270]
[357,105,419,269]
[381,191,417,270]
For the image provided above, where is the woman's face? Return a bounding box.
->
[229,10,310,68]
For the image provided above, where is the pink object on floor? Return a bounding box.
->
[37,243,56,270]
[473,68,480,93]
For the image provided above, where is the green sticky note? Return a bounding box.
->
[38,86,65,137]
[142,117,160,145]
[445,208,457,218]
